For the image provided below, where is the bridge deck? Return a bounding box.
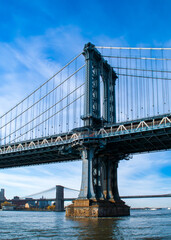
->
[0,114,171,168]
[4,193,171,203]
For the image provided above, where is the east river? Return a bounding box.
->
[0,209,170,239]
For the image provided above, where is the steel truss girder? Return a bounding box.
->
[0,144,80,169]
[0,115,171,169]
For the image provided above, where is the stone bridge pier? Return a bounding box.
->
[66,146,130,217]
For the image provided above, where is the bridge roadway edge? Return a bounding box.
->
[0,114,171,169]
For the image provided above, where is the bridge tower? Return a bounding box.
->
[81,42,117,127]
[55,185,64,212]
[66,43,130,217]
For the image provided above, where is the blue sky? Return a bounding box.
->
[0,0,171,208]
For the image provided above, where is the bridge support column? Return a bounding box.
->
[102,158,113,199]
[66,150,130,217]
[111,161,120,201]
[78,147,95,199]
[55,185,64,212]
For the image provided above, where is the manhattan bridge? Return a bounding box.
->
[0,43,171,217]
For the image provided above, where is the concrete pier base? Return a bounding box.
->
[66,199,130,217]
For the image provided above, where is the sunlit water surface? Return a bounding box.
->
[0,209,170,239]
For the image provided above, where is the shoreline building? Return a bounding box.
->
[0,189,6,201]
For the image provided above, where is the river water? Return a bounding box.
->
[0,209,170,239]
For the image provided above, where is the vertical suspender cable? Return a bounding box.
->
[60,72,63,133]
[15,106,17,143]
[161,49,165,113]
[42,89,45,137]
[139,49,142,118]
[123,56,125,121]
[151,49,155,116]
[135,54,138,119]
[155,59,159,114]
[145,59,149,117]
[144,59,146,117]
[80,66,84,126]
[163,51,167,114]
[26,97,29,140]
[32,93,35,139]
[4,114,7,145]
[166,58,170,113]
[67,64,69,132]
[120,48,122,121]
[129,48,133,120]
[55,77,58,134]
[59,74,61,133]
[164,55,168,113]
[20,101,23,141]
[74,58,77,128]
[47,82,50,136]
[45,82,48,136]
[36,91,38,138]
[110,47,113,123]
[9,110,12,143]
[52,81,54,135]
[117,51,120,122]
[49,81,51,136]
[126,55,129,120]
[163,50,167,113]
[39,88,41,138]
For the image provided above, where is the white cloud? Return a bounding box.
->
[118,151,171,207]
[0,25,129,115]
[1,161,82,199]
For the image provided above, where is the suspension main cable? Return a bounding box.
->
[23,187,56,198]
[103,55,171,61]
[95,46,171,50]
[117,73,171,81]
[64,187,79,192]
[113,66,171,74]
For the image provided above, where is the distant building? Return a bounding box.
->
[38,198,50,209]
[0,189,6,201]
[25,198,36,207]
[13,196,20,200]
[1,201,15,211]
[25,203,30,209]
[2,205,15,211]
[12,196,26,208]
